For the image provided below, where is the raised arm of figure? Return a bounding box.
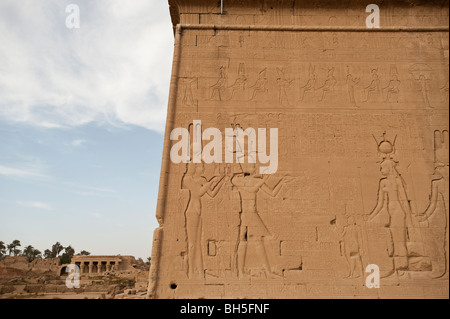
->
[261,176,286,197]
[207,176,227,198]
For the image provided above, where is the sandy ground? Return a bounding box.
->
[1,292,108,299]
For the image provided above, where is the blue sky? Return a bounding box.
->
[0,0,174,259]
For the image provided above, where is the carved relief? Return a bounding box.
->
[231,163,291,279]
[182,163,226,279]
[153,0,449,299]
[334,214,365,278]
[409,64,434,108]
[367,133,414,273]
[229,63,247,100]
[198,60,445,110]
[416,131,449,279]
[276,68,294,106]
[250,68,269,101]
[209,66,229,101]
[346,66,360,107]
[362,68,382,102]
[383,66,401,103]
[317,67,337,102]
[299,64,316,102]
[181,77,198,106]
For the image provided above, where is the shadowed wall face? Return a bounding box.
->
[149,0,449,299]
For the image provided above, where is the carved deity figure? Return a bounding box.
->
[209,66,228,101]
[231,164,289,279]
[229,63,247,100]
[417,164,449,278]
[276,68,293,106]
[368,158,414,270]
[300,65,316,101]
[363,68,381,102]
[383,75,401,102]
[318,67,337,102]
[419,74,432,107]
[367,135,414,272]
[182,164,226,279]
[182,77,197,106]
[250,68,268,100]
[416,131,449,278]
[346,67,360,106]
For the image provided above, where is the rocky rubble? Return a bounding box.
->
[0,256,149,299]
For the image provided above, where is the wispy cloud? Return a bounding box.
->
[17,201,53,211]
[0,164,47,179]
[84,186,115,193]
[71,139,87,147]
[63,182,116,197]
[0,0,173,133]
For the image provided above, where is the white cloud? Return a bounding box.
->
[17,201,53,211]
[71,139,87,147]
[0,0,173,133]
[0,164,47,179]
[69,185,116,197]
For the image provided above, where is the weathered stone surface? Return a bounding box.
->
[0,257,60,278]
[149,0,449,299]
[0,255,149,299]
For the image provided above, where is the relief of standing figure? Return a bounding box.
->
[366,134,414,273]
[416,130,449,279]
[182,163,227,279]
[231,163,291,279]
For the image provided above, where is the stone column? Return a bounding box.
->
[88,262,93,274]
[80,262,85,274]
[106,261,111,272]
[97,262,102,274]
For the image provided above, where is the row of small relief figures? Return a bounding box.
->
[180,63,449,108]
[182,131,449,281]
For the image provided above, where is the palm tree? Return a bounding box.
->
[7,240,21,256]
[7,244,13,256]
[22,245,41,262]
[0,241,6,258]
[23,245,34,262]
[43,249,52,259]
[33,249,42,260]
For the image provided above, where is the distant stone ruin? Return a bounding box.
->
[0,255,149,299]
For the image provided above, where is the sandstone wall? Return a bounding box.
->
[149,0,449,299]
